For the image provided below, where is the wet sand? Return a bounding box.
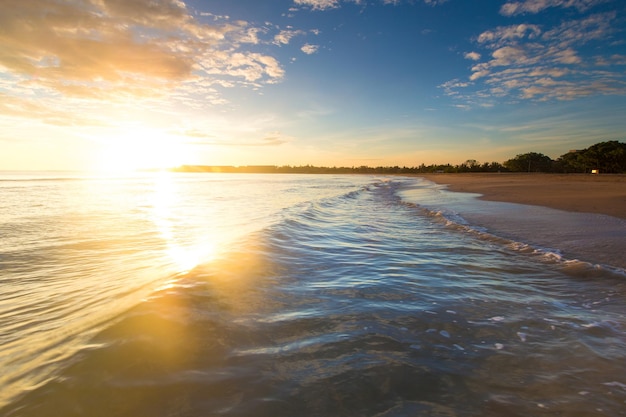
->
[420,173,626,220]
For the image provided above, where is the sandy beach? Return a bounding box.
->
[420,173,626,220]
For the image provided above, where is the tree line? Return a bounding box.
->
[429,140,626,173]
[172,140,626,175]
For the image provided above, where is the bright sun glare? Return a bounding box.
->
[93,127,188,173]
[151,172,218,273]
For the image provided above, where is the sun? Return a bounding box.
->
[92,127,189,173]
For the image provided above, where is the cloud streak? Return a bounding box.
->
[293,0,446,11]
[181,129,290,147]
[500,0,610,16]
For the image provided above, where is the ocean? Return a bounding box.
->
[1,172,624,416]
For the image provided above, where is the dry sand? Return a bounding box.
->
[420,173,626,220]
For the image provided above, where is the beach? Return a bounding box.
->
[420,173,626,220]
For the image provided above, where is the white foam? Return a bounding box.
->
[603,381,626,391]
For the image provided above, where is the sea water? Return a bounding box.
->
[0,172,624,416]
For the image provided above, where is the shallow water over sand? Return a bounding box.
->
[1,173,625,416]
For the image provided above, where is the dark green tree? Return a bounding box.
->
[555,150,586,173]
[583,141,626,173]
[480,161,506,172]
[555,140,626,173]
[503,152,553,172]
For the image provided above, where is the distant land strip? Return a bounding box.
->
[169,141,626,175]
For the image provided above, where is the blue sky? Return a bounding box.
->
[1,0,625,171]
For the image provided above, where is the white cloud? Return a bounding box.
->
[294,0,340,10]
[464,52,482,61]
[491,46,532,66]
[238,27,265,44]
[469,67,490,81]
[301,44,320,54]
[199,51,284,83]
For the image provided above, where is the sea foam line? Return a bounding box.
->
[401,199,626,279]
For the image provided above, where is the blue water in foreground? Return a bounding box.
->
[1,172,625,416]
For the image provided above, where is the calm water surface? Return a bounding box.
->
[1,172,624,416]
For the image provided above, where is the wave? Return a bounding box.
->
[400,197,626,280]
[268,176,626,282]
[396,177,626,277]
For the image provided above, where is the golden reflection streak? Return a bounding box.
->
[150,172,216,274]
[148,172,274,316]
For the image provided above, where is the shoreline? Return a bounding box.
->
[419,173,626,220]
[416,173,626,271]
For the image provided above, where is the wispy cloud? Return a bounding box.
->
[476,24,542,47]
[259,133,291,146]
[500,0,610,16]
[0,93,107,127]
[443,7,626,104]
[181,129,290,147]
[464,52,482,61]
[274,29,307,45]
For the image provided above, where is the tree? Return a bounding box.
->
[458,159,480,172]
[481,161,506,172]
[504,152,553,172]
[555,150,586,173]
[555,140,626,173]
[584,141,626,173]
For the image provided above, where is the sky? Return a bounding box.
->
[1,0,625,171]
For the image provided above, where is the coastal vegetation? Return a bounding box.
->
[171,140,626,174]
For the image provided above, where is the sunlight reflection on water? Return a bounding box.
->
[150,172,219,273]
